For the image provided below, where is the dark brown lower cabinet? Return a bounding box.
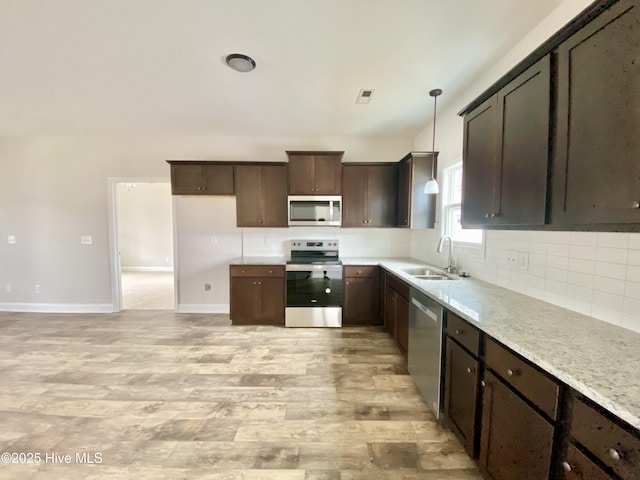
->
[343,266,381,326]
[479,370,554,480]
[230,266,284,325]
[561,444,613,480]
[383,273,409,355]
[444,337,480,457]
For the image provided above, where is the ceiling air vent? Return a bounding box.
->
[356,89,375,104]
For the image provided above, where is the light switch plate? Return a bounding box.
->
[80,235,93,245]
[7,235,16,244]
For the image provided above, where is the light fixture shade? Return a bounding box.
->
[225,53,256,73]
[424,179,440,194]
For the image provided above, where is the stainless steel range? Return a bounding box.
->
[285,239,343,327]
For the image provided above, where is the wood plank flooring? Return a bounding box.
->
[0,311,481,479]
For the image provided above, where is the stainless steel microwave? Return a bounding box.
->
[288,195,342,226]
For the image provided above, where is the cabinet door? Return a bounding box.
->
[313,155,343,195]
[397,158,411,227]
[479,370,554,480]
[203,164,235,195]
[288,155,315,194]
[553,0,640,225]
[367,165,398,227]
[495,55,550,226]
[230,277,260,323]
[171,164,207,195]
[258,277,285,324]
[462,96,499,227]
[344,276,381,326]
[342,165,368,226]
[444,337,479,457]
[384,284,397,339]
[260,165,288,227]
[395,292,409,354]
[561,443,614,480]
[235,165,264,226]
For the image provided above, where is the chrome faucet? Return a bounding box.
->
[437,235,456,274]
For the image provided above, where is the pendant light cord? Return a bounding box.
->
[431,94,437,179]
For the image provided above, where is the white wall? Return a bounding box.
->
[0,133,412,312]
[411,0,640,333]
[116,182,173,270]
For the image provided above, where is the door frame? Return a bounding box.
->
[107,177,178,312]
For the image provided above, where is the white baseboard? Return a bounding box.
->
[121,267,174,272]
[0,303,114,313]
[177,304,229,314]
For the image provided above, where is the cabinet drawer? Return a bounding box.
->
[230,265,284,277]
[344,265,378,278]
[571,398,640,479]
[447,312,480,357]
[385,273,410,300]
[485,337,559,420]
[562,443,613,480]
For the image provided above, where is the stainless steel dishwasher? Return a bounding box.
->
[408,288,444,418]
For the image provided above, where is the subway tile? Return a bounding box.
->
[624,281,640,301]
[595,247,628,265]
[569,245,597,261]
[526,274,546,289]
[528,264,546,278]
[570,232,597,246]
[546,243,570,257]
[545,278,567,295]
[567,271,594,289]
[593,276,625,296]
[511,271,527,285]
[592,290,624,310]
[546,255,569,270]
[628,250,640,266]
[544,291,567,308]
[565,297,592,316]
[569,258,596,273]
[529,253,547,266]
[622,296,640,315]
[627,266,640,284]
[594,261,627,280]
[591,305,622,326]
[545,267,568,283]
[628,233,640,250]
[510,282,527,295]
[547,232,572,244]
[596,232,629,249]
[528,243,547,255]
[622,313,640,333]
[526,286,546,301]
[567,284,593,302]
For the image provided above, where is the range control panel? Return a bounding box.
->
[290,239,339,251]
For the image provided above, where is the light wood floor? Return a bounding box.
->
[0,311,481,479]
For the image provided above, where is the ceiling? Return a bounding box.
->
[0,0,565,138]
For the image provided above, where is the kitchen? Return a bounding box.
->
[1,0,639,479]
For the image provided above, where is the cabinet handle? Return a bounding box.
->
[484,213,490,219]
[608,448,621,461]
[466,367,474,374]
[357,270,362,274]
[561,461,572,472]
[480,380,486,388]
[455,329,463,335]
[346,281,350,285]
[506,368,517,377]
[268,270,273,274]
[632,201,640,209]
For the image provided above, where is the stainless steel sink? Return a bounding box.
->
[400,266,457,280]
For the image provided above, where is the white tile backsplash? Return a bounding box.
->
[411,228,640,333]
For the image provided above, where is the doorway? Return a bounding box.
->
[108,180,176,311]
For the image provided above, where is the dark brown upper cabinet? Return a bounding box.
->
[397,152,438,229]
[342,163,398,227]
[168,161,235,195]
[462,55,551,228]
[234,164,288,227]
[552,0,640,227]
[286,151,344,195]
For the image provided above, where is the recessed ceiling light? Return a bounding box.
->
[225,53,256,73]
[356,89,375,104]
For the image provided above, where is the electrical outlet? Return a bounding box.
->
[34,284,40,294]
[6,284,11,293]
[504,250,518,268]
[204,283,211,291]
[210,236,218,245]
[517,252,529,271]
[80,235,93,245]
[7,235,16,244]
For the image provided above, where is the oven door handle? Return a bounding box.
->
[286,264,343,272]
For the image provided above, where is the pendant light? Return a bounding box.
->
[424,88,443,194]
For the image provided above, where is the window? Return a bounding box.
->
[442,162,483,245]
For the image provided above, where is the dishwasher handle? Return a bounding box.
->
[411,297,439,322]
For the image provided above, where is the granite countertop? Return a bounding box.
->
[373,258,640,431]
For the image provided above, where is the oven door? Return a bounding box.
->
[286,264,343,306]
